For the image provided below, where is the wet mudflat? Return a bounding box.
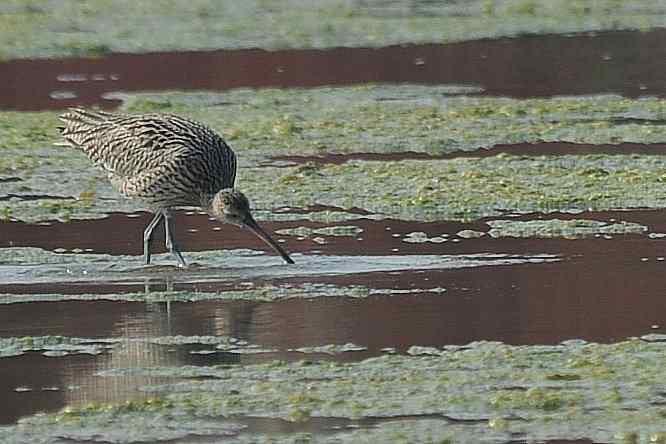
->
[2,25,666,444]
[1,205,666,442]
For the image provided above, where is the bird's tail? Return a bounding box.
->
[56,108,116,148]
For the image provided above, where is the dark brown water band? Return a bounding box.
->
[1,210,665,351]
[1,208,665,258]
[269,142,666,166]
[2,29,666,111]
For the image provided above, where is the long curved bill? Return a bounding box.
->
[243,216,295,264]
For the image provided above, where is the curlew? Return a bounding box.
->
[57,108,294,267]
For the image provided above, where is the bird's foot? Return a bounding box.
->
[170,247,187,268]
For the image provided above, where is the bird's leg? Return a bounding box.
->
[143,212,164,265]
[163,209,187,268]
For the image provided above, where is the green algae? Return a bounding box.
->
[1,0,665,59]
[403,232,453,244]
[0,335,277,359]
[0,287,360,305]
[0,285,450,306]
[489,387,581,411]
[0,112,58,150]
[119,89,666,157]
[486,218,648,239]
[291,343,367,355]
[0,336,112,357]
[268,209,384,223]
[6,409,246,443]
[275,225,364,239]
[58,398,176,418]
[7,87,666,156]
[0,155,41,175]
[5,87,666,222]
[2,339,664,443]
[255,155,666,222]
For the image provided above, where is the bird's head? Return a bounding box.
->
[211,188,294,264]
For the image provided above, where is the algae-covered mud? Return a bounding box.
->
[3,7,666,442]
[0,339,665,443]
[5,88,666,222]
[1,0,665,59]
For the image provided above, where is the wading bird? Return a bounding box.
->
[58,108,294,267]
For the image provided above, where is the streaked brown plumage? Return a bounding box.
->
[58,108,294,267]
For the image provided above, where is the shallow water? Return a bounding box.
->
[268,141,666,166]
[2,29,666,111]
[1,209,666,432]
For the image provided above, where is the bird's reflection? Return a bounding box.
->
[11,273,379,423]
[143,274,174,293]
[61,275,261,408]
[143,275,174,334]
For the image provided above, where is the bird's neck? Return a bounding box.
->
[200,193,217,216]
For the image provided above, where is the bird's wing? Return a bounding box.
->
[58,109,191,177]
[58,108,237,198]
[113,163,192,205]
